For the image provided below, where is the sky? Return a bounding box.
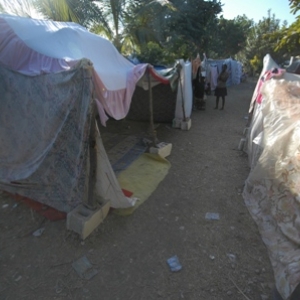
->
[219,0,297,25]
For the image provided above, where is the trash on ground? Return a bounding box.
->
[14,275,22,282]
[72,255,98,280]
[32,227,45,237]
[227,253,237,263]
[167,255,182,272]
[205,212,220,220]
[12,203,18,209]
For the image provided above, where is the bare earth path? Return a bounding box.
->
[0,79,275,300]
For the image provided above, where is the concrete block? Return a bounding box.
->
[243,127,249,136]
[238,138,246,151]
[149,142,172,158]
[67,199,110,240]
[180,118,192,131]
[172,118,181,129]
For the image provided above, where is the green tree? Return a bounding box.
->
[121,0,223,63]
[33,0,108,28]
[0,0,38,17]
[162,0,222,57]
[91,0,173,52]
[236,10,284,74]
[0,0,108,28]
[214,15,253,58]
[274,0,300,55]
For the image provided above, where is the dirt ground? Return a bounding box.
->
[0,78,276,300]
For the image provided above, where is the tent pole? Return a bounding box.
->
[86,99,97,209]
[177,64,186,121]
[147,66,157,146]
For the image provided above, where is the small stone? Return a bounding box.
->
[209,255,215,260]
[227,291,233,296]
[15,275,22,282]
[260,294,269,300]
[2,204,9,208]
[179,226,185,230]
[255,269,261,274]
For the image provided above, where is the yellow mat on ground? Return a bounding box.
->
[114,153,171,215]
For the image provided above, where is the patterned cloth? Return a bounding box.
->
[0,60,93,213]
[243,78,300,299]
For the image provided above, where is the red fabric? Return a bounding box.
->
[148,67,170,85]
[256,68,286,104]
[122,189,133,197]
[5,190,132,220]
[8,193,66,221]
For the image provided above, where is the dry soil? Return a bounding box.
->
[0,78,276,300]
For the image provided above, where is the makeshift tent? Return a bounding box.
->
[127,60,193,123]
[200,55,243,90]
[242,54,300,299]
[0,14,181,213]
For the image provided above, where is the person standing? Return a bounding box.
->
[214,64,229,110]
[193,65,206,110]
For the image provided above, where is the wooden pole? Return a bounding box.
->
[177,64,186,121]
[147,66,157,146]
[86,97,97,209]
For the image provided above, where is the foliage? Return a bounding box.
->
[235,11,287,74]
[249,55,262,74]
[1,0,298,72]
[136,42,165,65]
[125,0,222,61]
[162,0,222,57]
[274,0,300,55]
[91,0,173,52]
[33,0,108,28]
[289,0,300,14]
[213,15,253,58]
[0,0,38,17]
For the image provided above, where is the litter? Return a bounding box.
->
[72,256,98,280]
[14,275,22,282]
[227,253,237,263]
[205,212,220,220]
[32,228,45,237]
[12,203,18,209]
[167,255,182,272]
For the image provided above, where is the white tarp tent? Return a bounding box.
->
[201,56,243,90]
[243,54,300,299]
[0,13,149,126]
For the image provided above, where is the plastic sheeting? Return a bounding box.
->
[243,54,300,299]
[204,58,242,90]
[0,14,149,125]
[174,60,193,120]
